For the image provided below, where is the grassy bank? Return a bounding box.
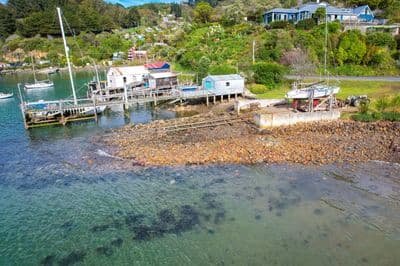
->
[253,80,400,100]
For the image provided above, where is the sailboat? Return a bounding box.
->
[286,4,340,101]
[20,7,106,126]
[0,92,13,99]
[24,56,54,90]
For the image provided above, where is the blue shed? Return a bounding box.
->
[202,74,245,95]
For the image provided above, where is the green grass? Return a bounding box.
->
[254,79,400,100]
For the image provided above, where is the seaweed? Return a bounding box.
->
[90,224,110,233]
[40,255,55,266]
[58,250,86,266]
[110,237,123,247]
[96,245,113,257]
[174,205,200,232]
[214,210,226,224]
[132,225,154,241]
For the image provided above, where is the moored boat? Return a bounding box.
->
[0,92,13,99]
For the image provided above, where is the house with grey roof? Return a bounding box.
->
[263,1,374,25]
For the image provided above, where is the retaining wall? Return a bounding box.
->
[254,110,341,128]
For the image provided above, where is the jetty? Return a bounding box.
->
[18,83,244,128]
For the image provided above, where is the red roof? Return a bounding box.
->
[144,61,170,69]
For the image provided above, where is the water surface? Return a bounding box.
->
[0,73,399,265]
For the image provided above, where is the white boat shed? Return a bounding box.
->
[107,66,149,89]
[202,74,245,95]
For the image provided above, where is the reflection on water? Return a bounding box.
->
[0,73,400,265]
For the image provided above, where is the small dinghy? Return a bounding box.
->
[0,92,13,99]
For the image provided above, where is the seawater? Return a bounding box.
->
[0,72,399,266]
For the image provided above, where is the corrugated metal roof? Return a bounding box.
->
[266,8,298,13]
[205,74,244,81]
[109,66,148,76]
[144,61,170,69]
[150,72,177,79]
[353,5,370,15]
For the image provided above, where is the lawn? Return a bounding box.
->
[254,80,400,100]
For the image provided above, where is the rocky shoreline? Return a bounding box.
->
[106,112,400,166]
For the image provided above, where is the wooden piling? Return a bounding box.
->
[206,96,209,106]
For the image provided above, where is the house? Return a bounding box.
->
[147,72,178,90]
[127,47,147,61]
[202,74,245,95]
[107,66,149,89]
[263,1,374,25]
[352,5,374,22]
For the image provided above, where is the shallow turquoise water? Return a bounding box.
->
[0,73,399,265]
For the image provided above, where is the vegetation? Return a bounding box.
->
[352,94,400,121]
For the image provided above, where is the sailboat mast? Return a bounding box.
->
[57,7,77,105]
[324,9,328,76]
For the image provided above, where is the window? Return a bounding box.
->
[123,77,127,83]
[226,82,230,87]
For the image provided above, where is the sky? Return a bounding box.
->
[0,0,182,6]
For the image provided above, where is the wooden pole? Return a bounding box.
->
[206,96,209,106]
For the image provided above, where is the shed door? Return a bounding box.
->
[205,80,213,90]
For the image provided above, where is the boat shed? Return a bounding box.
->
[147,72,178,90]
[202,74,245,95]
[107,66,149,89]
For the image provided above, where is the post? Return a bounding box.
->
[92,97,98,122]
[252,40,255,64]
[206,96,209,106]
[123,84,128,110]
[213,95,216,104]
[228,94,230,102]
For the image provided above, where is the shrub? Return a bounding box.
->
[390,95,400,110]
[374,97,390,112]
[295,18,316,30]
[269,21,293,29]
[381,112,400,121]
[358,100,370,114]
[249,84,269,94]
[252,62,286,89]
[351,113,377,122]
[209,64,237,75]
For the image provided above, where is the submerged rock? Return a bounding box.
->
[96,245,113,257]
[90,224,110,233]
[110,237,123,247]
[58,250,86,266]
[40,255,55,266]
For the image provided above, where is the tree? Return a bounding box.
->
[123,8,141,28]
[0,4,16,39]
[313,7,326,24]
[252,62,285,89]
[194,2,213,24]
[171,3,182,18]
[196,56,211,81]
[336,30,366,65]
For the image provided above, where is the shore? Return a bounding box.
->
[106,110,400,166]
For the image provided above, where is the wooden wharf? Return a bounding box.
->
[19,84,242,129]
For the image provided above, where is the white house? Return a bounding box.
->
[107,66,149,89]
[202,74,245,95]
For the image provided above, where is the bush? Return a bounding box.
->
[351,113,377,122]
[374,97,390,112]
[295,18,316,30]
[358,100,370,114]
[269,21,293,29]
[381,112,400,121]
[252,62,286,89]
[209,64,237,75]
[249,84,269,94]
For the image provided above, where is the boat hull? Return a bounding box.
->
[0,93,13,99]
[286,85,340,99]
[25,82,54,90]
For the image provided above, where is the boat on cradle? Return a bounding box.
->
[24,56,54,90]
[286,82,340,99]
[0,92,13,99]
[285,7,340,103]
